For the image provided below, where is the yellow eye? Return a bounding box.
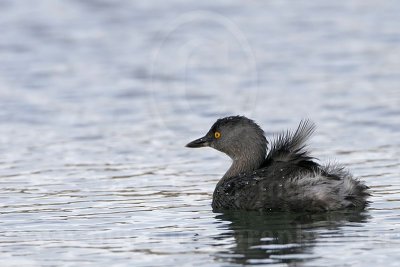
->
[214,131,221,139]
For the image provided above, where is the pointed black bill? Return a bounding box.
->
[186,136,210,148]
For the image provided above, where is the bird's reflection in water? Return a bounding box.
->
[213,211,368,265]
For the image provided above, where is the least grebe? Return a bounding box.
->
[186,116,369,212]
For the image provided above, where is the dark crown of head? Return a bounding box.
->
[211,116,255,131]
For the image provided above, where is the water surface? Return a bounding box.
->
[0,0,400,266]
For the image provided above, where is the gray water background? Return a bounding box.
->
[0,0,400,266]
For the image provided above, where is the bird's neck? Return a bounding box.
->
[221,153,265,181]
[217,134,268,185]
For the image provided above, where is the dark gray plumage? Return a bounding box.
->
[186,116,369,212]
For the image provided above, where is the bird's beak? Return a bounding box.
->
[186,136,210,148]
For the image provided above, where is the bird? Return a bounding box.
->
[186,116,369,212]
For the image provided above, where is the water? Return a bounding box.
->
[0,0,399,266]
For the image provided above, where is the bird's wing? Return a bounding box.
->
[263,119,318,168]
